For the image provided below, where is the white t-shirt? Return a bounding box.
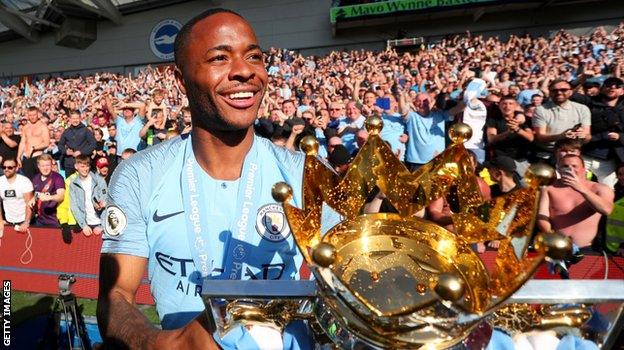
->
[0,174,33,223]
[80,176,101,226]
[462,99,487,150]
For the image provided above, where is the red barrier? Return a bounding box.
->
[1,227,622,306]
[0,226,154,304]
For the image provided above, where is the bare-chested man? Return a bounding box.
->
[538,154,614,248]
[17,106,50,179]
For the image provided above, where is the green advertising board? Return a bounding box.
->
[330,0,497,23]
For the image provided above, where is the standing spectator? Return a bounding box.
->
[140,109,168,146]
[69,155,107,237]
[0,122,20,173]
[400,92,464,171]
[107,123,117,143]
[538,154,614,249]
[337,101,366,154]
[571,77,624,187]
[96,157,111,184]
[30,154,65,227]
[105,96,145,156]
[0,158,34,235]
[57,110,97,177]
[486,96,534,176]
[379,96,408,161]
[17,106,50,179]
[533,79,591,161]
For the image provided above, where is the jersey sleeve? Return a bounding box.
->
[101,160,149,258]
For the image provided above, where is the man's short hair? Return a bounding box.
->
[548,79,572,90]
[27,106,39,113]
[37,154,53,164]
[174,8,243,69]
[122,148,137,156]
[2,158,16,166]
[499,95,517,103]
[75,155,91,166]
[554,138,583,152]
[559,154,585,167]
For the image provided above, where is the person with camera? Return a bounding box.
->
[537,154,613,250]
[533,79,591,161]
[485,95,534,176]
[570,77,624,187]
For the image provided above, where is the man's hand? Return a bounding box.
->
[66,148,74,156]
[399,134,408,143]
[607,132,620,141]
[476,242,486,253]
[560,169,585,193]
[83,226,93,237]
[291,124,304,135]
[94,200,106,211]
[488,240,500,249]
[73,150,81,157]
[16,222,29,233]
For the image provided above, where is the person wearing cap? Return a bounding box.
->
[328,144,351,176]
[484,155,521,198]
[96,157,111,184]
[570,77,624,187]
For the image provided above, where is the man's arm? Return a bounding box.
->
[97,254,218,349]
[0,134,18,148]
[19,190,34,231]
[536,187,552,233]
[561,173,614,216]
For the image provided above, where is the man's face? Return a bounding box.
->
[122,108,134,118]
[282,101,296,117]
[75,162,90,177]
[555,147,580,162]
[327,137,342,153]
[558,156,585,178]
[154,94,164,105]
[414,94,431,116]
[108,126,116,137]
[27,109,39,124]
[2,160,17,178]
[499,99,517,116]
[98,116,107,127]
[176,13,268,131]
[99,166,109,177]
[329,104,344,119]
[550,82,572,104]
[531,95,543,106]
[346,102,360,120]
[69,113,81,127]
[37,159,52,176]
[363,92,376,107]
[3,123,13,135]
[602,82,623,100]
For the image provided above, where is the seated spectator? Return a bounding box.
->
[30,154,65,227]
[0,158,34,236]
[538,154,614,250]
[69,155,107,237]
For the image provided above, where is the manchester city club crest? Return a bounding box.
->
[256,203,291,242]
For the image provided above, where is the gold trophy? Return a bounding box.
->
[268,117,574,348]
[201,117,619,349]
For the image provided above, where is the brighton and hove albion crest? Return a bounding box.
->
[256,204,291,242]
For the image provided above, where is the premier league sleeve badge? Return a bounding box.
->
[103,205,128,237]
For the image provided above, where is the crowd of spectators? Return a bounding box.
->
[0,23,623,255]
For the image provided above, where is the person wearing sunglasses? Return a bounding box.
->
[533,79,592,161]
[570,77,624,187]
[0,158,34,238]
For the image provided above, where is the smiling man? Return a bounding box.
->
[97,8,311,350]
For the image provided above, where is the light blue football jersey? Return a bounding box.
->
[101,134,326,345]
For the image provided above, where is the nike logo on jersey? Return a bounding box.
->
[152,210,184,222]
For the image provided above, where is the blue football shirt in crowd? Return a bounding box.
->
[115,115,144,155]
[404,110,451,164]
[379,112,406,161]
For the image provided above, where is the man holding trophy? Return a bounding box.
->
[97,9,314,349]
